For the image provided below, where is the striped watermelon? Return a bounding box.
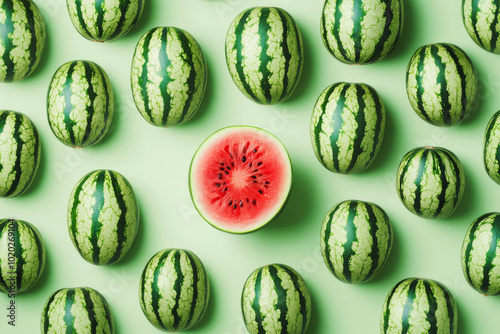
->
[131,26,207,127]
[0,110,41,198]
[139,248,210,332]
[67,169,139,266]
[0,219,45,294]
[41,287,115,333]
[320,200,393,284]
[321,0,404,64]
[310,82,385,174]
[462,0,500,53]
[483,110,500,184]
[225,6,304,105]
[461,212,500,295]
[381,277,457,334]
[67,0,144,42]
[242,263,311,334]
[396,146,465,219]
[0,0,46,82]
[406,43,477,126]
[47,60,114,148]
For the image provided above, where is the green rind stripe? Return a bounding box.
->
[175,29,198,125]
[157,28,172,126]
[423,281,438,333]
[250,269,265,334]
[0,222,9,290]
[413,46,432,124]
[258,8,272,104]
[90,171,105,264]
[81,288,98,333]
[12,220,24,291]
[489,4,500,52]
[469,0,486,49]
[368,1,399,63]
[0,0,15,82]
[151,250,173,330]
[342,202,358,283]
[185,250,200,327]
[172,250,184,329]
[364,203,381,282]
[4,113,23,197]
[73,0,93,38]
[438,149,463,211]
[321,203,342,281]
[280,265,309,333]
[94,0,105,38]
[484,111,500,184]
[352,0,365,63]
[63,289,76,333]
[19,0,38,77]
[400,279,418,332]
[441,44,468,122]
[328,84,348,172]
[43,289,60,332]
[268,265,288,331]
[430,45,452,125]
[480,215,500,292]
[276,9,290,101]
[106,171,128,265]
[62,62,78,144]
[69,172,94,258]
[462,214,485,288]
[81,61,98,145]
[346,84,368,173]
[137,29,155,122]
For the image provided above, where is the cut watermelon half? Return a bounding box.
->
[189,126,292,233]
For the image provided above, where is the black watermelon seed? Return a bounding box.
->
[233,204,237,209]
[257,162,263,166]
[224,171,229,175]
[242,156,246,163]
[252,199,257,205]
[219,167,224,171]
[251,176,257,179]
[215,183,221,187]
[239,201,243,207]
[217,173,222,179]
[258,190,264,194]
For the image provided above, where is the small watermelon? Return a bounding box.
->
[47,60,114,148]
[381,277,457,334]
[462,0,500,54]
[310,82,386,174]
[483,110,500,184]
[0,0,46,82]
[139,249,210,332]
[131,26,207,127]
[189,126,292,233]
[321,0,404,64]
[0,219,45,294]
[67,169,139,265]
[241,263,311,334]
[406,43,477,126]
[320,200,393,284]
[396,146,464,219]
[225,6,304,105]
[41,287,115,333]
[67,0,144,42]
[0,110,41,198]
[461,212,500,296]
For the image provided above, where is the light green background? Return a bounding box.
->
[1,0,500,333]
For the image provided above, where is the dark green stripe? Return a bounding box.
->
[367,85,384,163]
[412,149,429,216]
[401,279,419,333]
[441,44,469,123]
[106,172,129,265]
[90,171,106,264]
[432,151,450,218]
[328,84,349,172]
[363,204,381,282]
[185,251,200,328]
[481,214,500,293]
[342,201,359,282]
[322,204,342,280]
[4,113,22,196]
[431,45,452,125]
[0,221,9,290]
[281,266,308,333]
[332,0,350,62]
[351,0,364,63]
[250,269,265,334]
[88,65,112,146]
[276,10,290,101]
[18,0,38,77]
[232,9,258,102]
[43,289,60,332]
[74,0,93,38]
[81,61,98,146]
[423,281,438,333]
[469,0,487,49]
[18,118,39,195]
[412,47,433,123]
[151,250,173,330]
[345,85,367,173]
[0,112,7,175]
[439,149,463,209]
[368,0,396,63]
[490,4,500,52]
[158,28,172,126]
[64,289,76,334]
[313,84,337,169]
[81,288,98,333]
[289,12,303,94]
[463,214,484,287]
[397,149,419,198]
[485,112,500,176]
[94,0,105,39]
[382,281,399,333]
[172,250,185,330]
[61,62,78,145]
[138,29,155,122]
[0,0,15,82]
[443,285,455,333]
[176,29,198,124]
[258,8,272,104]
[69,172,94,255]
[107,0,132,40]
[13,221,24,291]
[268,265,288,333]
[98,289,114,333]
[31,224,44,290]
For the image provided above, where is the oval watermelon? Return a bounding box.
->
[320,200,393,284]
[189,126,292,233]
[131,26,207,127]
[462,0,500,54]
[242,263,311,334]
[139,249,210,332]
[483,110,500,184]
[47,60,114,148]
[225,6,304,105]
[310,82,386,174]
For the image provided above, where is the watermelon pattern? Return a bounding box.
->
[47,60,114,148]
[406,43,477,126]
[381,277,457,334]
[321,0,404,64]
[483,110,500,184]
[139,248,210,332]
[67,169,139,266]
[67,0,144,42]
[0,110,41,198]
[225,6,304,105]
[461,212,500,296]
[131,26,207,127]
[41,287,115,333]
[320,200,393,284]
[0,219,45,293]
[242,263,311,334]
[462,0,500,54]
[396,146,465,219]
[0,0,46,82]
[310,82,386,174]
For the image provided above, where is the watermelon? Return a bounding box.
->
[67,169,139,265]
[406,43,477,126]
[139,248,210,332]
[381,277,457,334]
[462,0,500,54]
[189,126,292,233]
[0,110,41,198]
[67,0,144,42]
[461,212,500,295]
[483,110,500,184]
[131,26,207,127]
[321,0,404,64]
[310,82,386,174]
[47,60,114,148]
[320,200,393,284]
[0,0,45,82]
[241,263,311,334]
[41,287,115,333]
[0,219,45,294]
[225,6,303,105]
[396,146,465,219]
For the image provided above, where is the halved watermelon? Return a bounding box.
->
[189,126,292,233]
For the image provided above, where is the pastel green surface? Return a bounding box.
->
[1,0,500,333]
